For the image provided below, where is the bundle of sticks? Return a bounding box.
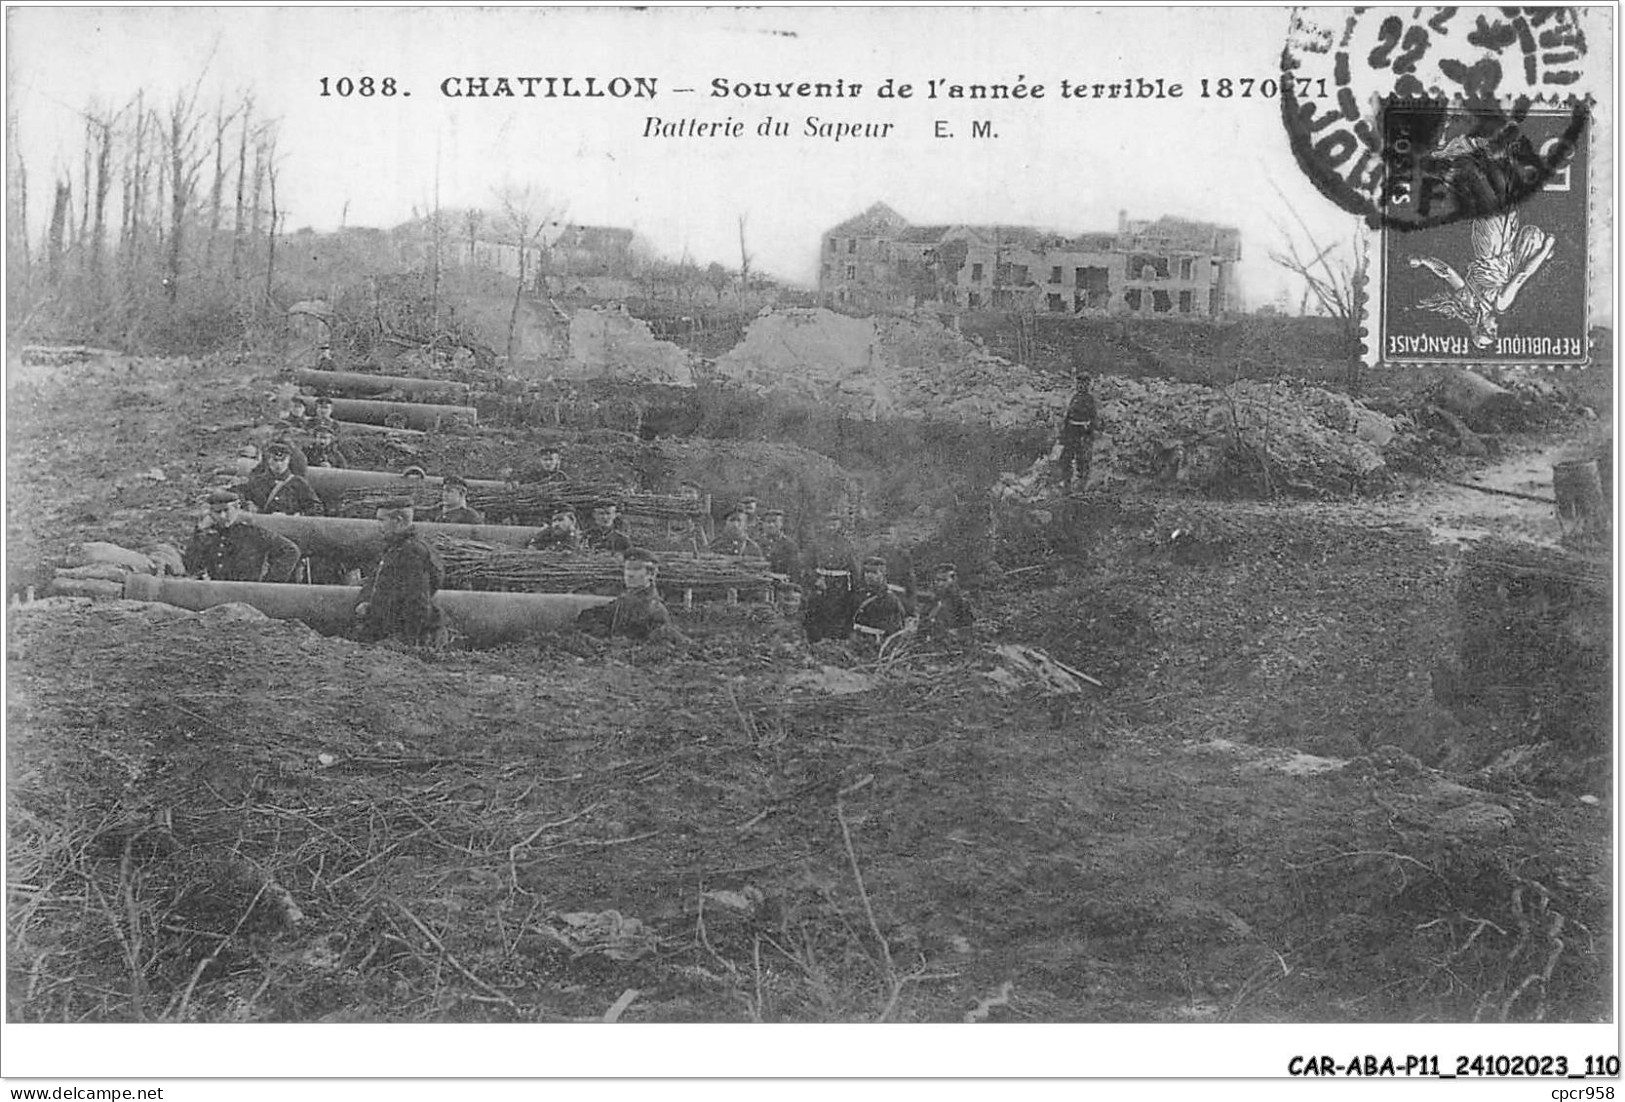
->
[432,537,772,595]
[465,483,707,524]
[329,483,705,525]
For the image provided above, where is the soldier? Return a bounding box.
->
[182,488,302,583]
[852,556,909,645]
[315,343,336,370]
[758,508,800,579]
[921,562,975,637]
[240,442,324,515]
[801,510,860,643]
[304,420,349,469]
[353,497,446,647]
[711,505,763,558]
[313,395,337,423]
[249,430,309,478]
[277,395,312,433]
[581,501,632,554]
[526,509,585,552]
[423,475,485,526]
[1057,370,1099,496]
[531,446,567,481]
[737,496,760,529]
[765,583,808,648]
[577,547,682,642]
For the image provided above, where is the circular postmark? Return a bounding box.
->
[1280,6,1592,230]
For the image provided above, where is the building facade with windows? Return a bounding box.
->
[817,203,1241,317]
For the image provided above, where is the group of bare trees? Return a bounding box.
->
[7,84,286,351]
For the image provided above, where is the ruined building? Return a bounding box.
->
[817,202,1241,317]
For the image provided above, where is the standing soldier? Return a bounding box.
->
[1057,369,1099,496]
[852,556,909,646]
[801,510,860,643]
[353,497,446,647]
[711,505,764,558]
[240,442,325,515]
[182,489,302,583]
[423,476,485,525]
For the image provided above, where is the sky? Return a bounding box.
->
[3,5,1615,309]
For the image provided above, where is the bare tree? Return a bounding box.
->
[231,93,253,278]
[161,80,211,302]
[1267,182,1367,356]
[46,179,71,286]
[494,184,562,364]
[737,213,752,290]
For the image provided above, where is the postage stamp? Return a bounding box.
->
[1278,6,1598,367]
[1377,101,1590,366]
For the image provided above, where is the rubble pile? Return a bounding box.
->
[567,307,693,386]
[712,309,1068,427]
[1093,377,1397,496]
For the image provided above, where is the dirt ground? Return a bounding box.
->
[5,351,1612,1024]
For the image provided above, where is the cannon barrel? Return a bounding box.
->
[247,514,545,562]
[294,395,477,431]
[294,368,472,401]
[122,574,610,646]
[234,460,509,495]
[324,419,426,437]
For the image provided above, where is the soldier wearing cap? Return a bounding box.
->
[529,446,567,482]
[240,441,324,516]
[801,509,860,643]
[711,504,764,558]
[757,508,800,580]
[277,395,312,433]
[424,475,485,526]
[576,546,682,643]
[581,501,632,555]
[353,497,446,647]
[921,562,975,637]
[526,509,585,553]
[852,555,908,645]
[304,420,349,469]
[1057,366,1099,496]
[182,488,302,583]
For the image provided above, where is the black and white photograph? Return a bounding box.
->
[3,3,1617,1092]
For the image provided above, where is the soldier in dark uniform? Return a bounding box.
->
[353,497,446,647]
[758,508,800,580]
[423,475,485,525]
[1057,371,1099,496]
[239,442,324,515]
[531,446,567,481]
[801,511,860,643]
[921,562,975,637]
[577,547,681,642]
[182,489,302,583]
[852,556,909,646]
[303,420,349,469]
[581,502,632,555]
[527,509,585,552]
[710,505,763,558]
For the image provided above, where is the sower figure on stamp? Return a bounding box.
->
[353,497,447,648]
[1057,368,1098,497]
